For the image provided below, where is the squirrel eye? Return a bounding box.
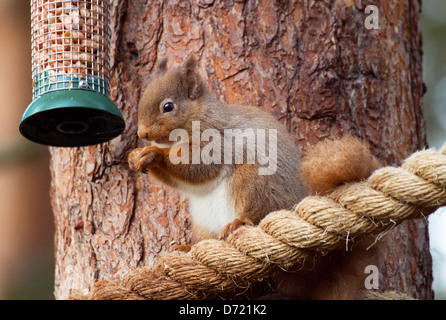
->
[162,102,175,113]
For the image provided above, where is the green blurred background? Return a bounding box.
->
[421,0,446,301]
[0,0,444,299]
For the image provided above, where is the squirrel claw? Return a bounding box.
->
[219,218,254,241]
[128,146,162,173]
[128,148,143,171]
[138,150,158,171]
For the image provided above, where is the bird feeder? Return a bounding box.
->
[19,0,125,147]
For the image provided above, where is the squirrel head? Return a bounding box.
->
[137,55,206,145]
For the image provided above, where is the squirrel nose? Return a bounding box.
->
[137,128,149,140]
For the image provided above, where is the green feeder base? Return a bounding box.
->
[19,90,125,147]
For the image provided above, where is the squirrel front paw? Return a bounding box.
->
[128,146,162,173]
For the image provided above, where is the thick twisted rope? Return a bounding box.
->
[72,143,446,300]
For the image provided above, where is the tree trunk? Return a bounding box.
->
[51,0,432,299]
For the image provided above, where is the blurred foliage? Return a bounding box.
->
[421,0,446,300]
[4,251,54,300]
[421,0,446,149]
[0,140,46,168]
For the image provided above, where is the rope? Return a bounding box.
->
[71,143,446,300]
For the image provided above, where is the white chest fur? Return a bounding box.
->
[177,176,237,236]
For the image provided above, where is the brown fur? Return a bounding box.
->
[301,136,381,195]
[129,56,382,299]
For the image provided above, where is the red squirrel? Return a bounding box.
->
[128,56,381,299]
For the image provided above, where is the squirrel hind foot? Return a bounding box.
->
[300,136,381,196]
[219,218,254,241]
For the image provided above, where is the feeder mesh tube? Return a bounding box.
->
[31,0,111,98]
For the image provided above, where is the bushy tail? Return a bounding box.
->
[300,136,381,195]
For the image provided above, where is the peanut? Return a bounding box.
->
[32,0,108,78]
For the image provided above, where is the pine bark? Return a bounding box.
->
[51,0,432,299]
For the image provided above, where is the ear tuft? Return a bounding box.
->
[183,55,197,73]
[181,55,203,100]
[155,56,168,74]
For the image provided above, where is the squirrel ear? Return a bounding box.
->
[181,55,202,100]
[183,55,197,72]
[155,56,168,74]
